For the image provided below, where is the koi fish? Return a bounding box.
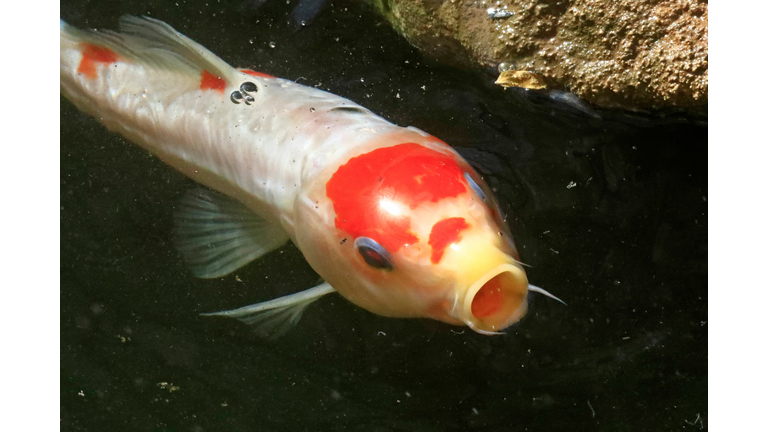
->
[60,17,563,337]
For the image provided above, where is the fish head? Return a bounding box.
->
[294,136,528,335]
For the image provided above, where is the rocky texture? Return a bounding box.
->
[369,0,708,112]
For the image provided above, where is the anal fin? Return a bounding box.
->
[174,188,289,279]
[202,283,336,339]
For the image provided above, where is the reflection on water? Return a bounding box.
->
[61,0,707,430]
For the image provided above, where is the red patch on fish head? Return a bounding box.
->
[200,70,226,93]
[77,43,119,80]
[326,143,468,253]
[239,68,275,79]
[428,217,470,264]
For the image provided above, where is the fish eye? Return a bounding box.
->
[464,172,488,202]
[354,237,393,271]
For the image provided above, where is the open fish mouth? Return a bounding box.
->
[460,263,529,335]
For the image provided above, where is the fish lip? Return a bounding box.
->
[458,263,529,334]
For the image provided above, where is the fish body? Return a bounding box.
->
[60,17,544,336]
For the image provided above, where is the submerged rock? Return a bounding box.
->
[368,0,708,113]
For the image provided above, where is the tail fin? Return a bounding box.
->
[60,19,77,49]
[60,16,234,81]
[60,19,83,66]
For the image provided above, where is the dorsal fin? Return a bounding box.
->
[63,16,233,81]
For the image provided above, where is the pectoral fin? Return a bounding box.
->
[202,283,336,339]
[174,188,289,278]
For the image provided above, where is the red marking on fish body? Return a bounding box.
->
[239,68,274,79]
[77,43,119,80]
[200,70,226,93]
[428,217,470,264]
[326,143,467,253]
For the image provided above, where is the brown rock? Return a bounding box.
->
[369,0,708,112]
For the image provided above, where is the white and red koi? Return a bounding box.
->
[60,17,562,337]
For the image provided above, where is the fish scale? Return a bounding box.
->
[61,28,397,234]
[60,16,564,337]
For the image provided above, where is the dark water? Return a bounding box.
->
[60,1,707,430]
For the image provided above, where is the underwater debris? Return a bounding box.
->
[495,70,547,90]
